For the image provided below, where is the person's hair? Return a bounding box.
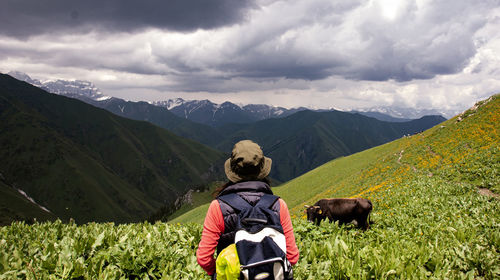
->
[212,177,271,198]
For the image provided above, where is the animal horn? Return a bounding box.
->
[304,205,310,208]
[314,206,321,209]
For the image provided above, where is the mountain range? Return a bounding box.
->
[1,72,446,224]
[37,84,445,182]
[0,74,224,224]
[157,98,445,125]
[5,71,446,183]
[352,106,452,121]
[211,110,446,182]
[8,71,448,122]
[7,71,111,101]
[154,98,308,126]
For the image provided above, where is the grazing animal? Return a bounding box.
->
[304,198,373,230]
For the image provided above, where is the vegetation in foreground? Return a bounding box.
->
[1,174,498,279]
[1,95,498,279]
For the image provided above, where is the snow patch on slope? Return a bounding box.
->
[16,188,52,213]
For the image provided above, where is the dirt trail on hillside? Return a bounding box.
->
[426,146,438,157]
[396,150,417,171]
[397,150,404,164]
[477,188,500,199]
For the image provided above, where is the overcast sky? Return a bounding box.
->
[1,0,499,116]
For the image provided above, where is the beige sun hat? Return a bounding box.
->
[224,140,272,183]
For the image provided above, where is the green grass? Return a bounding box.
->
[293,175,499,279]
[174,94,498,223]
[1,94,498,279]
[168,142,399,224]
[0,221,206,279]
[167,182,221,221]
[171,94,498,227]
[2,175,497,279]
[274,139,404,212]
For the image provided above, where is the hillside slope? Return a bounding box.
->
[7,71,447,187]
[1,95,497,279]
[66,98,446,184]
[61,94,445,184]
[75,96,225,147]
[0,74,225,224]
[0,178,57,225]
[35,80,444,184]
[173,94,498,223]
[213,110,445,182]
[279,94,498,214]
[170,94,498,278]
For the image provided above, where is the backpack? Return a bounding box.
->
[218,193,293,280]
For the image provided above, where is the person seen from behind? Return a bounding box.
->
[196,140,299,279]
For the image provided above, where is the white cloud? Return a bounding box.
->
[1,0,499,116]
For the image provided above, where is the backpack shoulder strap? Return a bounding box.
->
[218,193,251,212]
[255,194,279,209]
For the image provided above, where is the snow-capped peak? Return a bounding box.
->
[7,70,111,101]
[153,98,188,110]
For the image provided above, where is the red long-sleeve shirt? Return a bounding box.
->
[196,198,300,276]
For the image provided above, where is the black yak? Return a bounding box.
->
[305,198,373,230]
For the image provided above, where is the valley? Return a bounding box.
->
[0,74,225,224]
[2,1,498,278]
[1,94,497,279]
[1,73,446,224]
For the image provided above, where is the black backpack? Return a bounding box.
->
[218,193,293,280]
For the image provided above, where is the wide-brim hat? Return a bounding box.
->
[224,140,272,183]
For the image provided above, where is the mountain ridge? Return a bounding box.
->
[7,71,449,121]
[0,74,225,224]
[154,98,308,126]
[155,97,442,127]
[2,72,447,223]
[3,72,447,184]
[7,70,111,101]
[14,72,445,183]
[212,109,446,182]
[171,93,498,224]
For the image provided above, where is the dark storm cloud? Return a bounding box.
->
[202,0,492,83]
[343,0,487,82]
[0,0,256,37]
[219,52,340,81]
[1,0,498,99]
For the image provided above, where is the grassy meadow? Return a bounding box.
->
[1,95,498,279]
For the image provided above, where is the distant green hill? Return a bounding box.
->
[171,94,498,224]
[0,74,225,224]
[214,110,446,182]
[67,93,445,184]
[77,96,224,147]
[1,94,497,279]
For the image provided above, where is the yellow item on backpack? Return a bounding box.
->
[216,244,240,280]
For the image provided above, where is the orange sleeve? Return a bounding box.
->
[196,200,225,276]
[279,199,300,265]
